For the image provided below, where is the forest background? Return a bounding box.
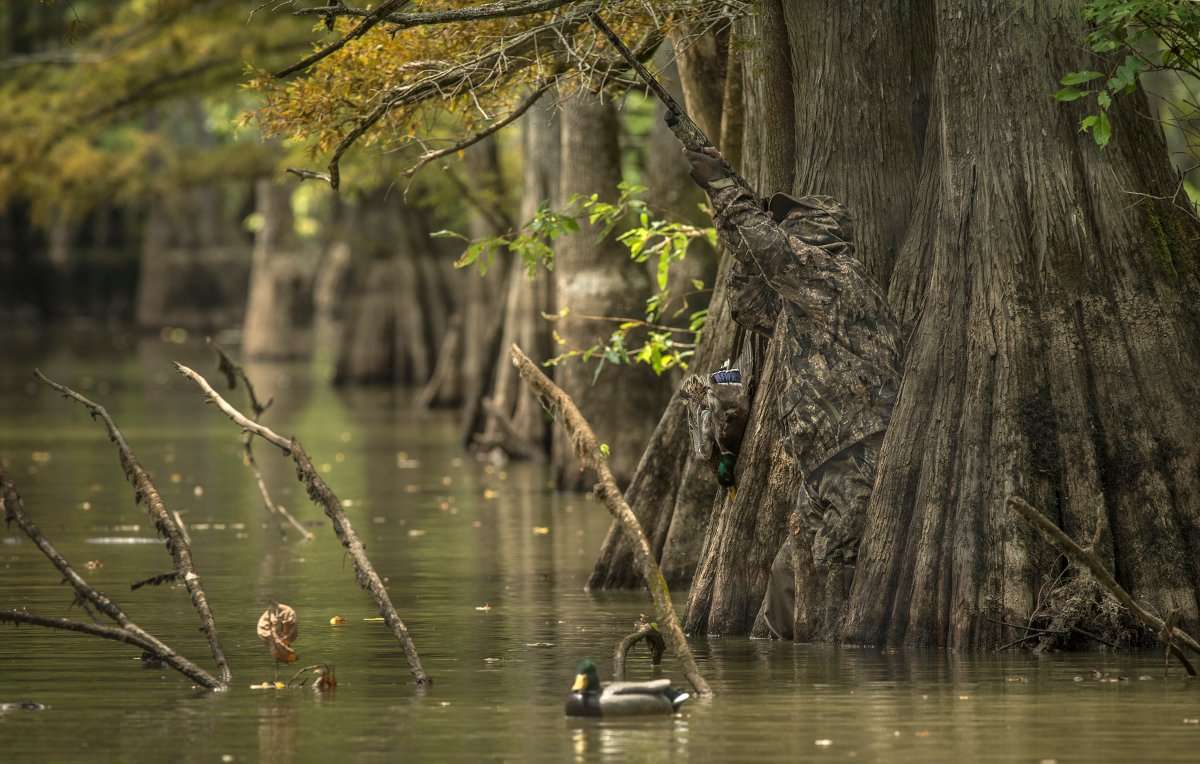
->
[3,0,1200,653]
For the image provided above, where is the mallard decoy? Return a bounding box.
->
[564,659,690,717]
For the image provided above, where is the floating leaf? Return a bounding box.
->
[257,603,298,664]
[329,615,345,626]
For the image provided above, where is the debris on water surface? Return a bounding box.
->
[407,529,426,538]
[532,526,550,535]
[814,739,832,747]
[250,682,287,690]
[476,604,492,612]
[257,603,298,664]
[329,616,345,626]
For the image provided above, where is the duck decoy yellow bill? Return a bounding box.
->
[572,674,587,692]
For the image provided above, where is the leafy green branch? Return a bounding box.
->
[1059,0,1200,147]
[434,181,715,376]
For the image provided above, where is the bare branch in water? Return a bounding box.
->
[207,341,312,541]
[33,370,232,686]
[175,363,431,687]
[613,615,665,680]
[0,468,222,689]
[509,343,711,696]
[1008,495,1200,673]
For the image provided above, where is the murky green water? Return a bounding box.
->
[1,333,1198,763]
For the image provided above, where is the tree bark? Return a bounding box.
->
[842,1,1200,648]
[585,22,753,582]
[476,99,560,458]
[552,89,670,490]
[684,0,931,637]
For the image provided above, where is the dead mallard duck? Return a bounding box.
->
[564,659,690,717]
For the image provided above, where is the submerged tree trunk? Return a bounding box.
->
[476,100,560,459]
[588,32,740,588]
[334,191,445,386]
[552,89,671,490]
[455,138,511,444]
[242,180,314,360]
[842,2,1200,648]
[420,138,509,418]
[685,0,931,637]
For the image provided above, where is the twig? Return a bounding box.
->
[174,363,430,687]
[402,79,553,178]
[613,615,666,680]
[274,0,413,78]
[1007,496,1200,670]
[294,0,578,27]
[509,343,711,696]
[207,341,313,541]
[34,370,232,686]
[0,468,222,689]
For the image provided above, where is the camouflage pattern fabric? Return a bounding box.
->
[706,182,902,481]
[759,433,882,640]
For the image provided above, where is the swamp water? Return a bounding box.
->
[1,335,1198,763]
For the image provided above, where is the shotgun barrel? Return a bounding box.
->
[588,13,749,189]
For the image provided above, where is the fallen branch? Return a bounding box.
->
[175,363,430,687]
[613,615,666,680]
[1007,495,1200,673]
[35,370,232,686]
[509,344,712,696]
[0,468,222,689]
[208,341,314,541]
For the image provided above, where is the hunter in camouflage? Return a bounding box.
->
[685,147,903,639]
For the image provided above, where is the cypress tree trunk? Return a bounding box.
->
[334,192,444,386]
[587,31,742,588]
[421,138,509,416]
[477,99,560,459]
[553,89,670,490]
[455,137,511,444]
[684,0,931,637]
[242,180,314,360]
[843,1,1200,648]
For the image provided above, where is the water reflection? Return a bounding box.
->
[2,338,1199,763]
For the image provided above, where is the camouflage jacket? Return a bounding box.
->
[707,180,903,479]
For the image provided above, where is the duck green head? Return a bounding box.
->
[572,659,601,694]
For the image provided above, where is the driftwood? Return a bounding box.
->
[35,370,232,686]
[1007,496,1199,675]
[209,340,314,541]
[175,363,431,687]
[613,615,666,681]
[508,344,712,696]
[0,468,223,690]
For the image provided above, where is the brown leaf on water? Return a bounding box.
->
[258,603,298,663]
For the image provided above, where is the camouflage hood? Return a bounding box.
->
[767,193,855,257]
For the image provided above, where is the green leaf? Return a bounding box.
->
[1061,70,1104,86]
[1097,91,1112,109]
[1055,86,1088,102]
[599,443,610,457]
[431,229,469,241]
